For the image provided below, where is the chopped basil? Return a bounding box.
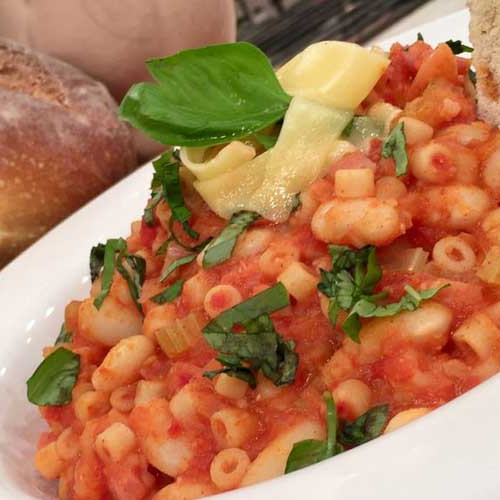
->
[27,348,80,406]
[342,117,355,137]
[153,154,199,239]
[417,32,424,41]
[168,217,212,252]
[203,283,297,387]
[382,122,408,176]
[89,243,106,283]
[202,211,260,269]
[92,238,146,313]
[468,68,477,85]
[253,132,278,150]
[55,323,72,345]
[151,279,184,304]
[339,404,389,446]
[156,237,172,256]
[446,39,473,55]
[318,245,448,343]
[286,392,342,473]
[120,42,291,147]
[160,254,197,282]
[291,193,302,213]
[143,190,163,227]
[116,254,146,313]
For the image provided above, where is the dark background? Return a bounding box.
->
[236,0,429,65]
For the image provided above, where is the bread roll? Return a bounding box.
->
[468,0,500,125]
[0,38,136,268]
[0,0,236,160]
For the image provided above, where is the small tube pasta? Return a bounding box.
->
[152,479,217,500]
[95,422,137,462]
[134,380,168,407]
[210,448,250,491]
[384,408,431,433]
[92,335,155,392]
[277,261,317,301]
[35,441,65,480]
[210,408,258,449]
[453,312,500,360]
[334,169,375,199]
[215,374,249,400]
[204,285,242,318]
[241,419,325,486]
[332,379,371,420]
[476,246,500,285]
[432,236,476,273]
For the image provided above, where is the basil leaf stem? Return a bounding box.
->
[120,42,291,147]
[27,348,80,406]
[382,122,408,176]
[202,211,260,269]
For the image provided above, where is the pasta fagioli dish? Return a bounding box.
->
[27,36,500,499]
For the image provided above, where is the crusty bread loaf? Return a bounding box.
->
[0,38,136,267]
[468,0,500,125]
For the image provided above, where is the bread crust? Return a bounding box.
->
[0,38,136,267]
[467,0,500,125]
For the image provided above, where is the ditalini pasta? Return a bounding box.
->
[27,36,500,499]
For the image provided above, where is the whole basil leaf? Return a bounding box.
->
[27,348,80,406]
[120,42,291,147]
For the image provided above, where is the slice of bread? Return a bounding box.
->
[468,0,500,125]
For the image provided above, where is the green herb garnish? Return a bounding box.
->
[203,211,260,269]
[417,32,424,41]
[446,39,473,55]
[382,122,408,176]
[143,190,163,227]
[156,237,172,256]
[253,132,278,150]
[120,42,291,147]
[27,348,80,406]
[89,243,106,283]
[160,254,197,282]
[318,245,448,342]
[153,154,198,239]
[151,279,184,304]
[55,323,72,345]
[285,392,342,473]
[468,68,477,85]
[92,238,146,313]
[203,283,297,388]
[339,404,389,446]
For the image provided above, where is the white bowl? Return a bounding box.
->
[2,9,495,500]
